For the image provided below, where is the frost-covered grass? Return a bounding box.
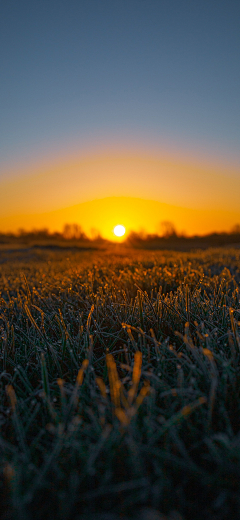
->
[0,247,240,520]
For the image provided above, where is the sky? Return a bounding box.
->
[1,0,240,239]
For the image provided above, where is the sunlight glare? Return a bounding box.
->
[114,225,125,237]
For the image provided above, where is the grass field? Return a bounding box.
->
[0,246,240,520]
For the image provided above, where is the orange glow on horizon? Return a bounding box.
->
[0,150,240,238]
[1,196,240,240]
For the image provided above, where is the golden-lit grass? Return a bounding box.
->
[0,246,240,519]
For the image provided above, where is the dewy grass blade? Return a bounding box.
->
[150,397,207,445]
[137,290,144,330]
[128,351,142,405]
[64,359,89,422]
[106,353,121,408]
[6,385,29,458]
[40,353,50,399]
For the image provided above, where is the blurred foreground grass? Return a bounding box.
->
[0,246,240,520]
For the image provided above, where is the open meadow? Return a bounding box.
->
[0,245,240,520]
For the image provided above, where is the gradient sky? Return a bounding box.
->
[1,0,240,238]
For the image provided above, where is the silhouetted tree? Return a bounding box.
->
[160,221,177,238]
[231,224,240,234]
[62,223,88,240]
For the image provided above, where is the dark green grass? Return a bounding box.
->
[0,247,240,520]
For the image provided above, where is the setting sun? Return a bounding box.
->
[114,225,126,237]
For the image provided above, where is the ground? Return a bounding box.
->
[0,245,240,520]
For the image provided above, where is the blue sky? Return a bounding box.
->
[1,0,240,172]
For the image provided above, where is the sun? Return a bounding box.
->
[114,225,126,237]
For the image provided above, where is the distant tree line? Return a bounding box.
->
[125,222,240,250]
[0,224,103,242]
[0,222,240,250]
